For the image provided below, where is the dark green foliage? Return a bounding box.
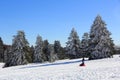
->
[54,41,61,54]
[42,40,50,61]
[0,37,4,62]
[115,46,120,54]
[54,40,66,59]
[3,45,12,63]
[30,45,34,62]
[54,40,60,59]
[59,47,67,59]
[24,46,32,63]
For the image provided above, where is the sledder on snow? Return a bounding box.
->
[80,57,85,66]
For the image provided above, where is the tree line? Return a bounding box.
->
[0,15,117,67]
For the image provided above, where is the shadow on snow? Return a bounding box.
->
[19,59,87,69]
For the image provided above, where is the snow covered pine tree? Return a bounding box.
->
[54,40,62,59]
[48,44,58,62]
[66,28,81,59]
[4,31,29,67]
[33,35,44,63]
[81,33,89,57]
[89,15,115,60]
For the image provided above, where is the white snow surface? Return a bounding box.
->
[0,55,120,80]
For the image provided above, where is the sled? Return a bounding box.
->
[79,63,85,66]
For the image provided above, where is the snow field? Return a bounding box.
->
[0,55,120,80]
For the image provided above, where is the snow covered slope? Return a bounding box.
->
[0,55,120,80]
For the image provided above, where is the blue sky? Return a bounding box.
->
[0,0,120,46]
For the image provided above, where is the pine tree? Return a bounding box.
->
[25,46,33,63]
[42,40,50,61]
[48,44,57,62]
[66,28,81,59]
[54,40,61,59]
[81,33,89,57]
[4,31,29,67]
[89,15,115,60]
[61,47,66,59]
[0,37,4,62]
[42,40,58,62]
[3,45,12,63]
[54,41,61,54]
[30,45,34,62]
[33,35,44,63]
[54,40,66,59]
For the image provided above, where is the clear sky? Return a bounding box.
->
[0,0,120,47]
